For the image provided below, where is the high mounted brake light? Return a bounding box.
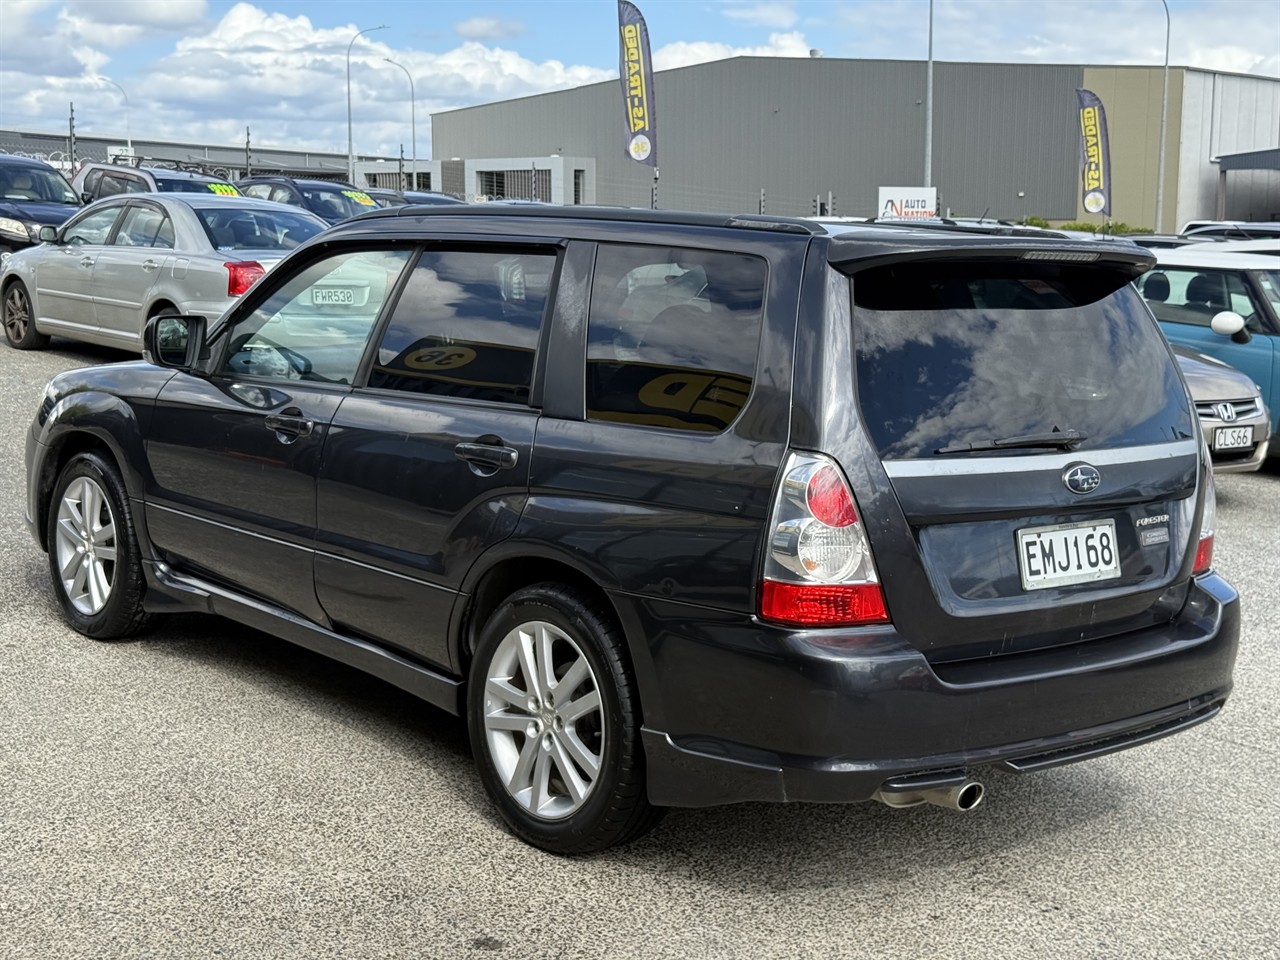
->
[760,452,889,627]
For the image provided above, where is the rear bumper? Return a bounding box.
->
[635,573,1238,807]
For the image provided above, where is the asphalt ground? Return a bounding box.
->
[2,340,1278,960]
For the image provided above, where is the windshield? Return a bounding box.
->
[195,206,326,251]
[0,165,79,204]
[298,185,376,222]
[1255,271,1280,314]
[851,266,1193,460]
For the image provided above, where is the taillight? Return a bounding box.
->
[225,261,265,297]
[1193,458,1216,575]
[760,452,889,627]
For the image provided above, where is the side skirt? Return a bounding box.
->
[143,560,465,716]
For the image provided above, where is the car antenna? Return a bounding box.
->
[977,207,990,224]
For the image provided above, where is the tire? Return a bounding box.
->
[47,451,154,640]
[467,583,662,854]
[3,280,50,350]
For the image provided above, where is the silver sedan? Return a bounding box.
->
[1,194,326,353]
[1174,344,1271,473]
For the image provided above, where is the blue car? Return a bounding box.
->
[1139,245,1280,459]
[0,154,82,266]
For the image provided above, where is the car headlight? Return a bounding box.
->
[0,216,32,241]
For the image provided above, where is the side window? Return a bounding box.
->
[82,169,102,198]
[99,173,146,197]
[368,248,555,404]
[221,248,412,384]
[585,244,766,432]
[63,206,122,245]
[269,186,298,206]
[113,205,171,247]
[1140,268,1263,331]
[243,184,273,200]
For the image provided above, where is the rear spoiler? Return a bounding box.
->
[827,239,1155,309]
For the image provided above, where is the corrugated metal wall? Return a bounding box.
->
[1178,70,1280,226]
[432,57,1083,220]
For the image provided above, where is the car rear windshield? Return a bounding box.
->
[155,176,240,195]
[195,206,326,251]
[299,185,375,220]
[851,261,1194,460]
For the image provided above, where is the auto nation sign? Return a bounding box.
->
[878,186,938,220]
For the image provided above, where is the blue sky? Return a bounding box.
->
[1,0,1277,159]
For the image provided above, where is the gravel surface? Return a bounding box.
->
[2,340,1278,960]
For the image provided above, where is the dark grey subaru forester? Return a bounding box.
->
[22,206,1238,853]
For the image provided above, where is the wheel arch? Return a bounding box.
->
[146,298,179,319]
[453,547,661,728]
[34,398,153,556]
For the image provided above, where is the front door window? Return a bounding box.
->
[220,248,413,385]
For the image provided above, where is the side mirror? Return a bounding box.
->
[1210,311,1250,344]
[38,225,58,243]
[80,191,93,204]
[143,314,207,370]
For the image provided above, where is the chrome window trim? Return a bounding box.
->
[882,439,1198,478]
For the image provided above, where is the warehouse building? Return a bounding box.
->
[431,57,1280,232]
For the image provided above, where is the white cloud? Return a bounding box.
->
[455,17,526,41]
[723,2,799,29]
[654,31,812,70]
[65,0,206,30]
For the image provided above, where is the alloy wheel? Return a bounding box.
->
[3,286,30,342]
[54,476,118,616]
[482,620,605,820]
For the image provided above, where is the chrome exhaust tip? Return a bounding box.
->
[872,779,985,812]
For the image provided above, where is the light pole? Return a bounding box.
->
[383,57,416,191]
[1155,0,1171,233]
[924,0,934,189]
[95,76,131,155]
[347,24,388,184]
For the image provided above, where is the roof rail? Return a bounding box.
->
[107,155,231,177]
[377,203,825,235]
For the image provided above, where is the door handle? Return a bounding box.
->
[79,256,94,268]
[141,259,159,271]
[264,408,315,440]
[455,441,519,471]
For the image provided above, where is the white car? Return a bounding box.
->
[2,194,325,353]
[1191,238,1280,258]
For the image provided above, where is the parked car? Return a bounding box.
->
[1173,345,1270,472]
[1126,234,1212,250]
[1194,238,1280,258]
[364,189,469,208]
[403,190,467,206]
[1136,247,1280,458]
[0,154,82,267]
[2,194,325,352]
[364,188,410,207]
[23,206,1237,854]
[72,161,240,203]
[1183,222,1280,241]
[236,176,377,224]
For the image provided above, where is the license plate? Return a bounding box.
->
[313,287,355,305]
[1017,519,1121,591]
[1214,426,1252,450]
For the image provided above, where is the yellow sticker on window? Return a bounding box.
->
[207,183,239,195]
[342,190,377,206]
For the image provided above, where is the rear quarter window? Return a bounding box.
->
[585,243,766,433]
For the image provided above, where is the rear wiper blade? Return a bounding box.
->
[935,430,1087,455]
